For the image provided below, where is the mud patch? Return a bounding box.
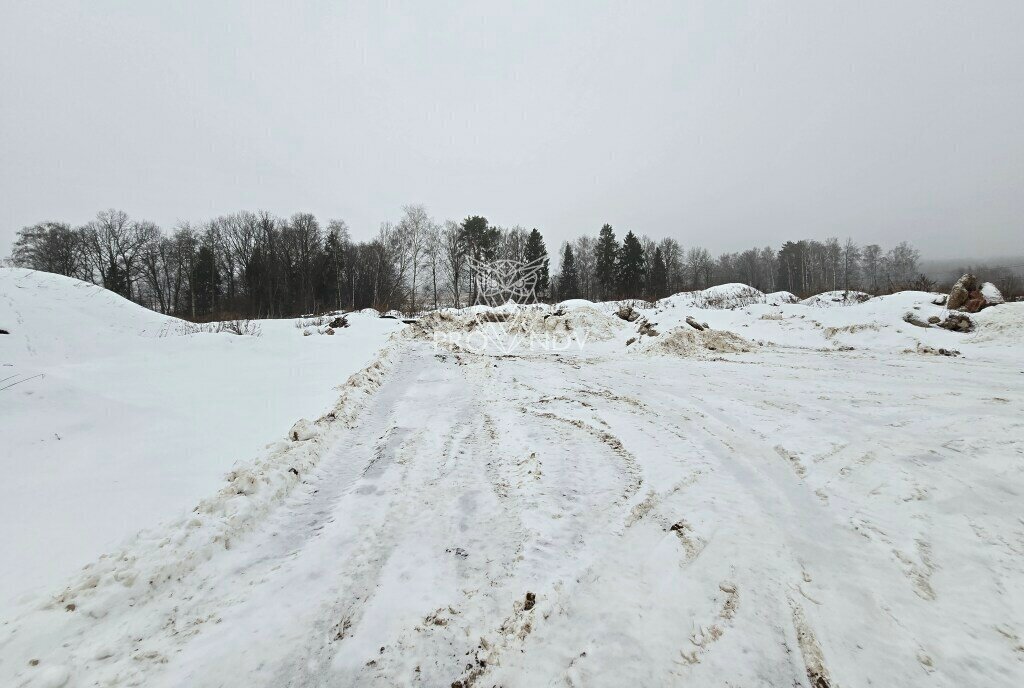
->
[791,601,834,688]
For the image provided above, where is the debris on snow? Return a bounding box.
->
[640,326,755,358]
[523,592,537,611]
[907,344,960,357]
[615,304,641,322]
[938,313,973,332]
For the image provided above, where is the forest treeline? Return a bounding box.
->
[7,206,959,319]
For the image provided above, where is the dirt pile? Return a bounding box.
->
[409,306,625,348]
[641,326,757,358]
[507,307,624,342]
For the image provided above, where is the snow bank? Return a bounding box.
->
[659,283,768,309]
[764,290,799,305]
[967,302,1024,343]
[0,268,402,612]
[800,290,872,307]
[657,285,794,310]
[556,298,597,310]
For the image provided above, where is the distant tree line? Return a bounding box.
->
[9,207,935,318]
[551,228,930,302]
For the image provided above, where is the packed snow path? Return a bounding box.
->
[4,340,1023,687]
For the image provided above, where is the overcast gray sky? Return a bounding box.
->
[2,1,1022,258]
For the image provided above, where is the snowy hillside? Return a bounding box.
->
[2,273,1023,688]
[0,268,403,613]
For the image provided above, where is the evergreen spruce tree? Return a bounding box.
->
[648,246,668,299]
[460,216,500,302]
[523,228,550,298]
[193,244,221,315]
[558,243,580,300]
[321,227,346,310]
[594,223,618,300]
[617,231,646,299]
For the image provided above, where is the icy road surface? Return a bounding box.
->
[4,340,1024,687]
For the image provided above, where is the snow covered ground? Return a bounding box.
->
[2,277,1023,687]
[0,268,403,615]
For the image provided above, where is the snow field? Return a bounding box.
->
[2,271,1023,686]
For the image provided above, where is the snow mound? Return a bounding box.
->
[511,306,624,342]
[800,290,872,307]
[967,302,1024,343]
[0,268,404,611]
[980,282,1005,305]
[657,284,797,310]
[765,291,799,305]
[0,268,176,352]
[556,298,597,310]
[639,326,757,358]
[659,283,767,309]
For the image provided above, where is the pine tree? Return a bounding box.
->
[558,243,580,300]
[321,227,346,310]
[594,223,618,300]
[617,231,646,299]
[648,246,667,299]
[460,216,500,303]
[523,228,550,298]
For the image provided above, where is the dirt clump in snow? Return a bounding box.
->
[523,592,536,611]
[615,304,641,322]
[907,344,960,357]
[938,313,973,332]
[642,326,756,358]
[637,320,659,337]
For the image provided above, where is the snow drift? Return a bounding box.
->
[657,284,799,310]
[0,268,402,611]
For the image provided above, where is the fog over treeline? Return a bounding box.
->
[8,207,1021,320]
